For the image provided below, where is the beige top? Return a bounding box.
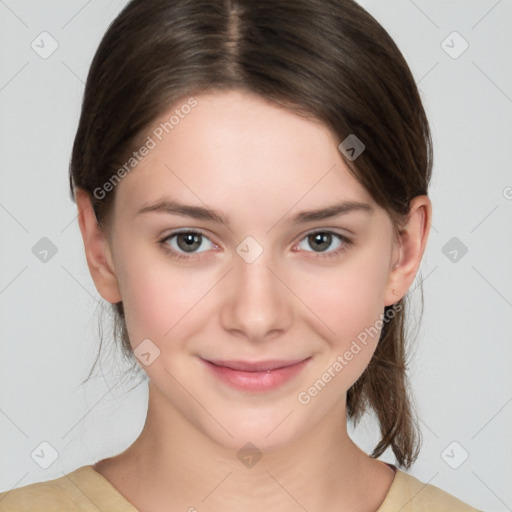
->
[0,464,481,511]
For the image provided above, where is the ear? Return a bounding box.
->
[75,188,122,304]
[384,195,432,306]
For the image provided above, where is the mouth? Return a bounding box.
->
[200,357,311,393]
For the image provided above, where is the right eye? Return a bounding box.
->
[160,230,216,259]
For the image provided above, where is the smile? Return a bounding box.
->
[200,357,311,392]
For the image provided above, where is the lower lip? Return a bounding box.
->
[201,358,310,393]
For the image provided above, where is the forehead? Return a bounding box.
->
[114,90,376,215]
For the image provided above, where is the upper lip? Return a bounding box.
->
[203,358,309,372]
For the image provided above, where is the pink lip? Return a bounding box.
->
[201,357,310,392]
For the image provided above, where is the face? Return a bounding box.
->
[102,90,401,451]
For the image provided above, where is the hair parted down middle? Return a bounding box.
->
[69,0,432,469]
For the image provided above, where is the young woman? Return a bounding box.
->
[0,0,481,510]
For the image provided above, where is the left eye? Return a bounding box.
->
[297,231,345,253]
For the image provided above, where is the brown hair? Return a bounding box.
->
[69,0,432,468]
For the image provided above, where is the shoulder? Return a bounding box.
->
[378,468,482,512]
[0,466,90,511]
[0,465,137,512]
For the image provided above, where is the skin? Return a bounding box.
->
[76,90,431,512]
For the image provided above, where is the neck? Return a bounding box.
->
[95,381,394,512]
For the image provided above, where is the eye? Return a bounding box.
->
[162,230,214,255]
[296,231,349,255]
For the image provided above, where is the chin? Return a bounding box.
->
[193,402,317,454]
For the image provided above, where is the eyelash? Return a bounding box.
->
[158,229,352,261]
[159,229,215,261]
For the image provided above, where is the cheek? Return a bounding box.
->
[115,248,210,348]
[293,246,391,370]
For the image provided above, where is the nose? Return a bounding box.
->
[219,252,294,343]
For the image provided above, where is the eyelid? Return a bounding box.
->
[159,228,219,259]
[302,227,350,236]
[158,227,352,261]
[292,229,352,256]
[160,227,215,243]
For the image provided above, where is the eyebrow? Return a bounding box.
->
[291,200,373,222]
[136,199,373,224]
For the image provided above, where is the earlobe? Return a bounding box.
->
[384,195,432,306]
[75,188,122,304]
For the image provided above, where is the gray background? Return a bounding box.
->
[1,0,511,510]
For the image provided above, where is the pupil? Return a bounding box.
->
[177,233,201,252]
[309,232,331,252]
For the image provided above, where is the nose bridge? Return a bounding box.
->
[220,242,292,340]
[237,254,276,299]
